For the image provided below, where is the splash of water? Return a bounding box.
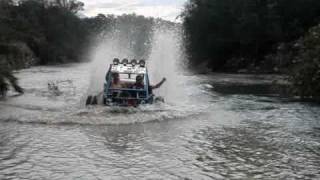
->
[87,22,152,95]
[87,22,189,105]
[148,25,188,104]
[87,31,131,95]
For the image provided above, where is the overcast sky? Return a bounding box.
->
[81,0,187,22]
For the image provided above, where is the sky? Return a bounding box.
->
[81,0,188,22]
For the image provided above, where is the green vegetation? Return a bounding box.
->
[182,0,320,71]
[0,0,88,65]
[289,25,320,101]
[182,0,320,102]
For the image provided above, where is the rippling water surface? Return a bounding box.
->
[1,63,320,180]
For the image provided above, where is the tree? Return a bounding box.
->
[182,0,320,71]
[51,0,84,13]
[290,24,320,101]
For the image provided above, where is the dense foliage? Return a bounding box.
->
[0,0,88,65]
[290,25,320,101]
[182,0,320,71]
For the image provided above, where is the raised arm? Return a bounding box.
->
[151,78,166,89]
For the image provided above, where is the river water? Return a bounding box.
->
[1,26,320,179]
[0,63,320,180]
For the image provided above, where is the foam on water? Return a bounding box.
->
[0,100,209,126]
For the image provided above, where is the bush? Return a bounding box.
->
[0,0,89,65]
[182,0,320,71]
[290,25,320,101]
